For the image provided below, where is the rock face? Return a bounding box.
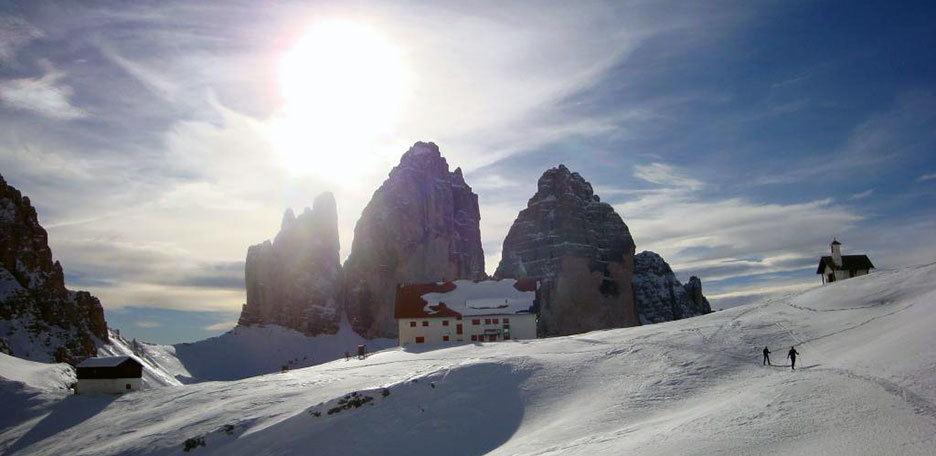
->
[494,165,639,336]
[632,251,711,323]
[0,174,108,364]
[238,193,343,336]
[343,142,485,338]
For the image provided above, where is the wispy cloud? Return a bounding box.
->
[0,15,44,62]
[0,60,86,119]
[634,162,704,190]
[918,173,936,182]
[204,320,237,331]
[133,320,162,328]
[850,189,873,199]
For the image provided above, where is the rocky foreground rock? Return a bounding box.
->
[342,142,485,338]
[239,193,343,335]
[0,174,108,364]
[494,165,640,336]
[632,251,712,323]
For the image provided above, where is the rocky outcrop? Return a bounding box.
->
[632,251,711,323]
[238,192,343,336]
[343,142,485,338]
[0,174,108,364]
[494,165,639,336]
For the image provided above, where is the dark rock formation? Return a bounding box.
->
[494,165,639,336]
[632,251,711,323]
[343,142,485,338]
[238,192,343,335]
[0,174,108,364]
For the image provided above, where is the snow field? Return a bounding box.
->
[1,263,935,455]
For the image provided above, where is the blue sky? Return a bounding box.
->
[1,0,934,344]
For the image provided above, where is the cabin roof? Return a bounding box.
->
[816,255,875,274]
[395,278,539,319]
[77,356,137,368]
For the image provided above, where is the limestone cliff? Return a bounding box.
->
[343,142,485,338]
[0,174,108,364]
[238,193,342,335]
[494,165,639,335]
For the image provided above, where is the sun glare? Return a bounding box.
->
[274,21,406,179]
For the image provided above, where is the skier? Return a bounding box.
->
[787,346,799,370]
[763,346,771,366]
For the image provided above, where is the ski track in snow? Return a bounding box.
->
[1,264,936,455]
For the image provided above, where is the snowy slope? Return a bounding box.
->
[99,319,396,387]
[0,352,74,392]
[3,263,935,455]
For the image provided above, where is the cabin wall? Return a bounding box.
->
[397,314,537,346]
[76,378,142,394]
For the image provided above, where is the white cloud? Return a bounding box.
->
[204,320,238,331]
[634,162,704,190]
[917,173,936,182]
[850,189,873,200]
[0,60,86,119]
[0,16,44,62]
[133,321,162,328]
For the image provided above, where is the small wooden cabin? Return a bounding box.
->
[75,356,143,394]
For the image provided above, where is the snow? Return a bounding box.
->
[2,263,936,455]
[75,357,131,368]
[100,317,396,386]
[0,353,74,392]
[422,279,535,316]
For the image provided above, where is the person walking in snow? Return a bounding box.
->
[763,346,771,366]
[787,346,799,370]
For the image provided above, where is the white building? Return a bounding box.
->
[75,356,143,394]
[816,239,874,285]
[394,279,539,346]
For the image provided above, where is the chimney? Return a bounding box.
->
[831,238,842,266]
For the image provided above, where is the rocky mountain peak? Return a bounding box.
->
[531,163,600,205]
[0,173,108,364]
[632,251,711,323]
[495,165,637,336]
[343,141,484,338]
[239,191,343,336]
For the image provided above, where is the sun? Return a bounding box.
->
[274,21,406,178]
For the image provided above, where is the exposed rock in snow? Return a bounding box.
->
[238,192,343,336]
[632,251,711,324]
[494,165,639,335]
[0,174,108,365]
[343,142,485,338]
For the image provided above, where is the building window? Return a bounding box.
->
[472,319,480,325]
[470,335,477,341]
[503,318,509,323]
[442,320,449,326]
[493,319,499,324]
[505,334,511,340]
[456,316,462,320]
[422,321,429,327]
[485,318,491,325]
[443,336,449,342]
[415,336,425,343]
[409,321,416,327]
[456,324,463,335]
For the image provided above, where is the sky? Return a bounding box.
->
[1,0,934,344]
